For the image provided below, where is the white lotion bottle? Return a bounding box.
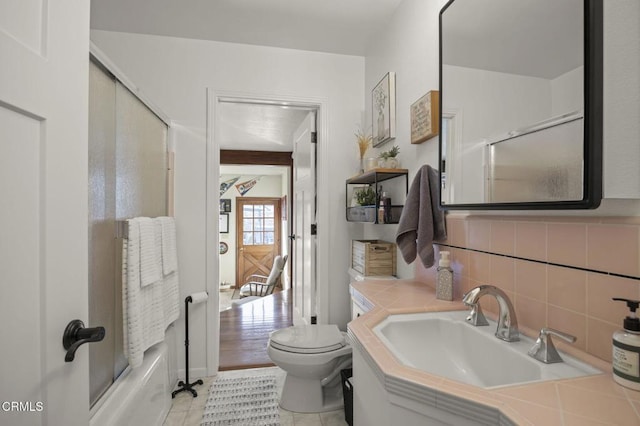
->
[612,298,640,391]
[436,251,453,301]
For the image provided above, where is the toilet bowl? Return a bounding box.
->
[267,324,352,413]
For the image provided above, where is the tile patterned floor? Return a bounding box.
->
[163,367,349,426]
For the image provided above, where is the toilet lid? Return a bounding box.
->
[270,325,345,354]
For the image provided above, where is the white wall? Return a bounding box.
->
[363,0,449,279]
[91,30,364,374]
[602,0,640,199]
[219,174,284,287]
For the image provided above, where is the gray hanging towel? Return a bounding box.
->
[395,165,447,268]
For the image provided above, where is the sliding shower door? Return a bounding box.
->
[88,59,167,406]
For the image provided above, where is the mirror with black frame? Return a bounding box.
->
[439,0,602,209]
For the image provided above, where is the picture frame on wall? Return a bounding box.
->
[372,72,396,147]
[220,198,231,213]
[219,213,229,234]
[410,91,440,144]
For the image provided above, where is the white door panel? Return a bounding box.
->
[0,2,90,425]
[292,112,316,325]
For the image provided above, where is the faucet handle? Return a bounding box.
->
[465,303,489,326]
[528,328,576,364]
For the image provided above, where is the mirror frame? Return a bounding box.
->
[438,0,603,210]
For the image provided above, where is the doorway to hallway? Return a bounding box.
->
[218,156,295,370]
[208,92,321,375]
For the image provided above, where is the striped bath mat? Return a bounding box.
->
[201,375,280,426]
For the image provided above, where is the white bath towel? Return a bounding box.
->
[122,217,179,368]
[157,216,178,275]
[163,269,180,327]
[138,217,162,287]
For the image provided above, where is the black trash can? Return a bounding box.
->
[341,368,353,426]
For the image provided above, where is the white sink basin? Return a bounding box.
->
[374,311,601,389]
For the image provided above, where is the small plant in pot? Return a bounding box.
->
[378,145,400,168]
[354,186,376,206]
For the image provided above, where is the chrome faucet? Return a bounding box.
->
[462,285,520,342]
[528,328,576,364]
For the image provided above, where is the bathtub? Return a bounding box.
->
[90,338,175,426]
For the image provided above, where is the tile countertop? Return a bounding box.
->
[348,279,640,426]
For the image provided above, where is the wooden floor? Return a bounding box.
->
[219,289,293,371]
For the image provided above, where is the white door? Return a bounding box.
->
[0,2,91,425]
[292,112,316,325]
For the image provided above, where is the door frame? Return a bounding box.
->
[206,90,329,376]
[235,196,283,287]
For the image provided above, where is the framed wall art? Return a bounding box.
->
[219,213,229,233]
[372,72,396,147]
[219,198,231,212]
[410,91,440,144]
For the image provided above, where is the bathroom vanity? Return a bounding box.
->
[347,280,638,425]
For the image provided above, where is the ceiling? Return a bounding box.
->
[90,0,403,56]
[91,0,403,151]
[217,101,313,151]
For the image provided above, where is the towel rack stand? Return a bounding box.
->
[172,295,205,398]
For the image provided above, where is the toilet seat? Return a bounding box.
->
[270,325,346,354]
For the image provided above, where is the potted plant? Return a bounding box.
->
[379,145,400,168]
[354,186,376,206]
[352,185,377,222]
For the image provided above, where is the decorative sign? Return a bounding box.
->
[410,91,439,144]
[219,213,229,233]
[220,176,240,196]
[235,176,261,196]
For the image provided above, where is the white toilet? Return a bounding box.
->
[267,324,352,413]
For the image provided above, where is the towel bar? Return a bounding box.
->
[116,220,129,239]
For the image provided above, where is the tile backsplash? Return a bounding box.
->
[415,214,640,363]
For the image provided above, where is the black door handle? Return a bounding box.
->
[289,234,296,241]
[63,319,105,362]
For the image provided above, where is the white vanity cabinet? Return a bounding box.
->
[352,344,490,426]
[348,268,396,320]
[351,298,367,321]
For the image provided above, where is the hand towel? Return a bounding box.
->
[155,216,180,326]
[157,216,178,275]
[138,217,162,287]
[395,165,447,268]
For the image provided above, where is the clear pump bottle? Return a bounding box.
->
[436,251,453,301]
[612,297,640,391]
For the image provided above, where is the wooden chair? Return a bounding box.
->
[238,255,288,298]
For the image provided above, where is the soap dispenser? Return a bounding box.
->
[612,298,640,390]
[436,251,453,301]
